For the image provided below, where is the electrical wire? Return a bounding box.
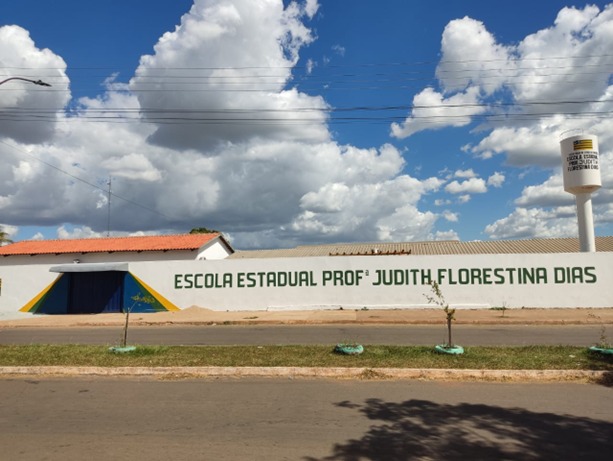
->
[1,100,611,125]
[0,139,172,220]
[0,55,610,227]
[2,54,612,88]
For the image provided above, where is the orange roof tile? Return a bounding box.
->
[0,233,229,256]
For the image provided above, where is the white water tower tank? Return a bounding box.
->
[560,134,601,194]
[559,133,601,252]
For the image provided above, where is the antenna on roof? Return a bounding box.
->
[107,176,112,237]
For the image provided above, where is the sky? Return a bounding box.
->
[0,0,612,250]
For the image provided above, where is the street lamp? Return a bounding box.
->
[0,76,51,87]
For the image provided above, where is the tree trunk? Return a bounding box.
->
[122,309,130,347]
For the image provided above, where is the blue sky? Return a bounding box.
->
[0,0,612,249]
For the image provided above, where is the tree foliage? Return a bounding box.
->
[425,281,457,348]
[189,227,218,234]
[0,228,13,246]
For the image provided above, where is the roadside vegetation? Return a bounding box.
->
[0,344,611,370]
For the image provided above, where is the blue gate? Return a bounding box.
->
[68,271,124,314]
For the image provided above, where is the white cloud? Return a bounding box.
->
[432,230,460,241]
[487,172,505,188]
[391,86,486,139]
[101,153,162,182]
[12,161,35,183]
[292,168,443,243]
[514,175,570,208]
[454,169,477,179]
[303,0,320,18]
[392,5,613,153]
[0,0,358,245]
[442,211,458,222]
[390,4,613,240]
[436,16,514,95]
[444,177,487,194]
[376,205,438,242]
[299,183,350,213]
[57,225,104,240]
[306,58,316,74]
[0,25,70,143]
[131,0,329,151]
[513,5,613,104]
[102,74,130,92]
[55,225,160,240]
[390,15,515,139]
[468,124,563,167]
[331,44,345,56]
[2,2,612,248]
[484,207,578,239]
[0,1,451,249]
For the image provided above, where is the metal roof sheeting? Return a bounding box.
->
[49,262,130,273]
[228,236,613,259]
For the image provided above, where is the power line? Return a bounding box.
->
[0,139,171,220]
[2,52,612,70]
[1,98,611,127]
[1,56,611,127]
[2,54,611,83]
[2,70,610,86]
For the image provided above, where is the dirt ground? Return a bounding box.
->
[1,306,612,328]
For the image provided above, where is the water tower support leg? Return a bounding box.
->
[576,193,596,252]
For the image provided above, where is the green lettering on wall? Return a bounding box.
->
[172,263,600,292]
[482,268,492,285]
[554,267,566,283]
[585,266,597,283]
[493,268,505,284]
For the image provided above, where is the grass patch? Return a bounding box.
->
[0,344,611,370]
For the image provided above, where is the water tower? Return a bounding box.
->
[559,133,601,252]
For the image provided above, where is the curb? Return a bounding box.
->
[1,319,608,328]
[0,366,609,383]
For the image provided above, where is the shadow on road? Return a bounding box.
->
[305,397,613,460]
[587,352,613,377]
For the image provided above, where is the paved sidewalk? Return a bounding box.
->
[1,365,609,384]
[1,306,612,327]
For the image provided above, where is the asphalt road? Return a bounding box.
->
[0,324,604,346]
[0,377,611,460]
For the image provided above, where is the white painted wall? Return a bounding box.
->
[2,252,609,315]
[135,252,612,310]
[0,259,59,314]
[196,239,233,260]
